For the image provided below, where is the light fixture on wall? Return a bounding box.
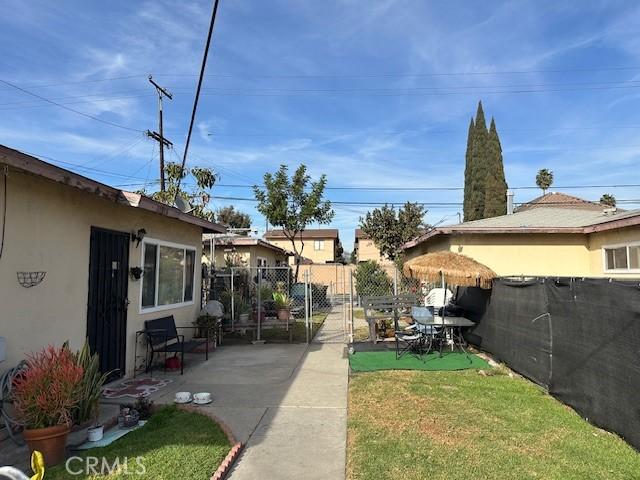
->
[129,267,144,280]
[131,228,146,247]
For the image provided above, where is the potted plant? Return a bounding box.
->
[12,345,84,466]
[272,292,291,321]
[237,297,250,324]
[71,340,112,442]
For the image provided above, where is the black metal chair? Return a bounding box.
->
[141,316,210,375]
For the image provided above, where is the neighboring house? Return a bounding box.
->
[403,195,640,278]
[264,229,341,264]
[354,228,392,264]
[516,191,610,212]
[0,145,225,376]
[202,235,290,269]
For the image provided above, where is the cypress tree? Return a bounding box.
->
[467,101,488,221]
[483,118,508,217]
[463,117,475,222]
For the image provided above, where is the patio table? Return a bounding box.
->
[412,314,476,357]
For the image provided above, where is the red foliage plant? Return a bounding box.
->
[12,345,84,429]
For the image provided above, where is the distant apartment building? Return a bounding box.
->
[264,229,341,264]
[354,229,392,264]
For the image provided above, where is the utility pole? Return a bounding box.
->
[147,75,173,191]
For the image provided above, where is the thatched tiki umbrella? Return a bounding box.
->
[402,251,496,290]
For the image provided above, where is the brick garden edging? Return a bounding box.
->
[176,405,244,480]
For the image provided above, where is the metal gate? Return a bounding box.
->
[87,227,130,378]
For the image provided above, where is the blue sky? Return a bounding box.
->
[2,0,640,252]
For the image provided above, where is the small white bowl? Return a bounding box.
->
[193,392,212,404]
[174,391,192,404]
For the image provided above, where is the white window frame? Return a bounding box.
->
[602,241,640,274]
[314,239,324,251]
[139,237,197,313]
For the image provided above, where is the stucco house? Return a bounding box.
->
[403,194,640,278]
[264,229,342,265]
[203,234,290,269]
[0,145,225,376]
[354,228,392,264]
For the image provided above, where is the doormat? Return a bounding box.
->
[102,378,173,399]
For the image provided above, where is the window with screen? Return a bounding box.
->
[603,243,640,271]
[141,240,197,310]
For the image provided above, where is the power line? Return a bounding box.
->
[152,65,640,79]
[209,194,640,207]
[176,0,221,197]
[0,79,144,132]
[211,183,640,192]
[0,74,145,91]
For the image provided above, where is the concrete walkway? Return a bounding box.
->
[228,308,348,480]
[146,307,349,480]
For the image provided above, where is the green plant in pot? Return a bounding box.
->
[272,292,291,321]
[72,340,113,442]
[237,297,250,323]
[12,345,84,466]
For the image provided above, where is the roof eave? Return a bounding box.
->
[0,145,226,234]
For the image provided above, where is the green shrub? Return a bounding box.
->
[354,261,392,297]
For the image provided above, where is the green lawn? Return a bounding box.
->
[47,406,230,479]
[225,312,328,343]
[348,370,640,480]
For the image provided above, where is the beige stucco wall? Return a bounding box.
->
[404,229,640,278]
[203,243,287,269]
[587,226,640,277]
[0,170,203,375]
[268,237,336,264]
[356,238,393,265]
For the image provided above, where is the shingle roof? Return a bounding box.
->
[516,192,604,212]
[202,235,291,255]
[264,228,339,239]
[403,207,640,249]
[453,208,634,229]
[355,228,368,240]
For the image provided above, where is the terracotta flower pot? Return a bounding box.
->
[23,424,70,466]
[276,308,290,321]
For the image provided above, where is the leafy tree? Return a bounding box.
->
[253,164,334,280]
[354,261,392,298]
[335,240,345,264]
[138,162,218,220]
[536,168,554,194]
[600,193,616,207]
[349,250,357,264]
[216,205,251,232]
[359,202,425,267]
[483,118,508,217]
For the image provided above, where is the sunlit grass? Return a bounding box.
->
[348,370,640,480]
[47,406,230,479]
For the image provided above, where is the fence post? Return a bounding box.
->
[349,271,354,344]
[231,268,235,332]
[394,266,398,295]
[256,267,262,342]
[305,269,310,344]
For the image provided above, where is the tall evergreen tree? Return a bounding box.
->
[463,117,475,221]
[467,101,489,221]
[483,118,508,217]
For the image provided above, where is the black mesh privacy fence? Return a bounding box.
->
[460,277,640,451]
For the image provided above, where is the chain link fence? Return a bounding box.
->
[204,265,349,343]
[348,261,428,343]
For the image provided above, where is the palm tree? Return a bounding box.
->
[536,169,554,194]
[600,193,616,207]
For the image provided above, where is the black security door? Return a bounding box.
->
[87,227,130,378]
